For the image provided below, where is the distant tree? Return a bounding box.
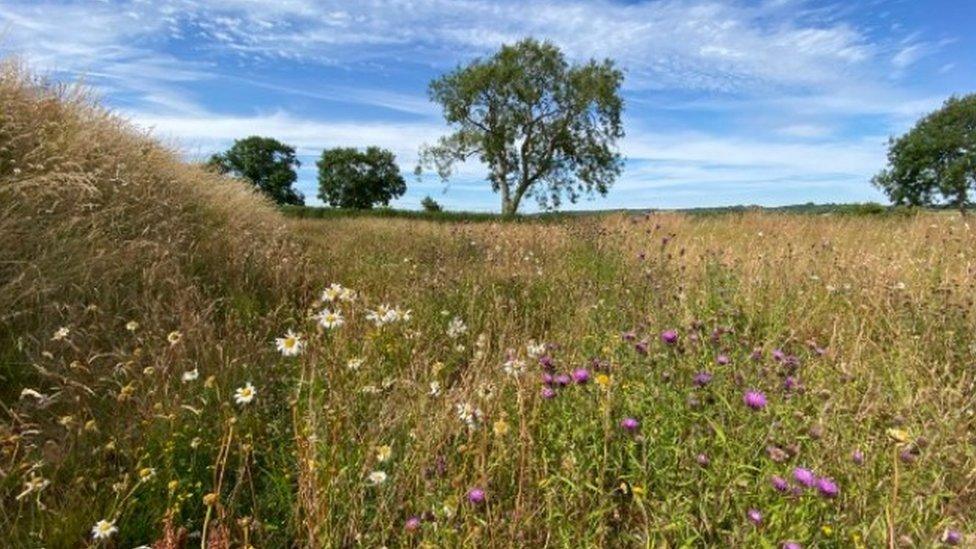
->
[419,38,624,216]
[208,136,304,206]
[317,147,406,209]
[420,195,443,212]
[873,94,976,214]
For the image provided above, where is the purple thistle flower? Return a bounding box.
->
[743,390,767,410]
[541,387,556,399]
[852,449,864,465]
[554,374,571,387]
[404,516,422,531]
[747,508,762,526]
[696,453,710,467]
[899,449,916,463]
[467,487,486,504]
[816,476,839,498]
[572,368,590,384]
[621,331,637,342]
[793,467,816,488]
[771,475,789,492]
[620,417,639,432]
[782,542,802,549]
[542,373,554,385]
[660,330,678,345]
[783,376,798,391]
[750,347,763,361]
[716,354,730,365]
[634,340,649,355]
[772,349,785,362]
[539,354,554,371]
[693,371,713,387]
[943,529,963,546]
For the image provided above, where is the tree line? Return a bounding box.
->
[207,38,974,216]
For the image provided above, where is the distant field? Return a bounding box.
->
[3,63,973,547]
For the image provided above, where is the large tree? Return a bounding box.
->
[419,38,624,216]
[208,136,304,206]
[317,147,406,209]
[873,94,976,214]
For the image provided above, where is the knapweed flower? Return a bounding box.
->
[234,382,256,405]
[942,529,963,546]
[634,340,648,355]
[772,349,785,362]
[467,487,486,504]
[693,371,713,387]
[167,330,182,345]
[696,453,710,467]
[743,390,767,410]
[852,449,865,465]
[572,368,590,384]
[539,354,554,370]
[660,330,678,345]
[316,309,344,329]
[376,445,393,463]
[620,417,639,432]
[771,475,789,492]
[541,387,556,399]
[716,354,730,365]
[405,516,422,532]
[181,368,199,382]
[747,508,762,526]
[783,376,798,391]
[816,476,839,498]
[91,519,117,540]
[368,471,387,485]
[51,326,70,341]
[554,374,571,387]
[781,542,802,549]
[793,467,816,488]
[275,330,303,356]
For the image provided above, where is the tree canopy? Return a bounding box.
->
[208,136,304,206]
[873,94,976,213]
[419,38,624,216]
[317,147,406,209]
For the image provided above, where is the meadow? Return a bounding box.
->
[2,63,974,547]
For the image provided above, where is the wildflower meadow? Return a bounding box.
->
[2,63,975,548]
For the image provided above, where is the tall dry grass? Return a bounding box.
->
[0,61,314,546]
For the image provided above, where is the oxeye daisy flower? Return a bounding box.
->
[467,487,486,504]
[747,508,762,526]
[428,381,441,396]
[368,471,387,485]
[167,330,182,345]
[125,320,139,332]
[347,357,364,370]
[660,330,678,345]
[620,417,639,432]
[138,467,156,482]
[816,476,839,498]
[572,368,590,384]
[526,340,546,358]
[321,283,344,302]
[181,368,199,382]
[743,390,767,410]
[91,519,117,540]
[234,382,256,405]
[446,316,467,339]
[316,309,344,329]
[503,357,526,377]
[275,330,303,356]
[793,467,816,488]
[51,326,70,341]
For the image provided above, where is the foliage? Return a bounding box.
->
[420,38,625,216]
[421,195,443,212]
[208,136,305,206]
[316,147,406,209]
[873,94,976,213]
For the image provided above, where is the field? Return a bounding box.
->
[2,65,975,547]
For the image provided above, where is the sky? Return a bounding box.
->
[2,0,974,212]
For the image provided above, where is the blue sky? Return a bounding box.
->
[2,0,974,212]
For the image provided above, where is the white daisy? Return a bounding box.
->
[339,287,357,302]
[429,381,441,396]
[125,320,139,332]
[16,475,50,500]
[446,317,467,339]
[367,470,387,485]
[91,519,118,540]
[526,340,546,358]
[51,327,70,341]
[275,330,303,356]
[181,369,199,382]
[321,283,345,302]
[316,309,345,329]
[167,331,182,345]
[234,382,256,405]
[503,357,526,377]
[346,357,364,370]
